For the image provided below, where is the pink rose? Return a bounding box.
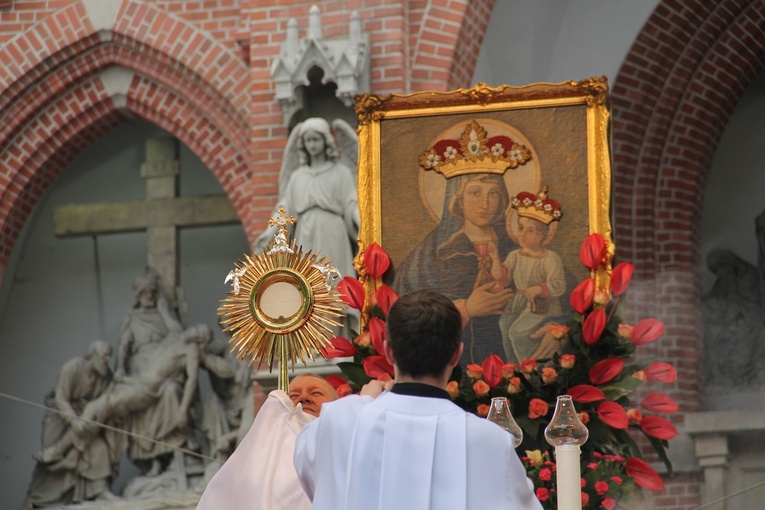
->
[627,408,643,423]
[472,380,490,397]
[581,492,589,506]
[559,354,576,369]
[541,367,558,384]
[466,364,483,379]
[539,468,552,481]
[594,289,610,305]
[549,325,570,339]
[535,487,549,502]
[520,359,537,374]
[611,476,623,485]
[617,323,633,338]
[446,380,460,399]
[595,480,609,495]
[507,377,521,394]
[501,363,517,378]
[603,497,616,510]
[528,398,549,420]
[353,331,371,348]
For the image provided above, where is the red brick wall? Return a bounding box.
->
[0,1,487,282]
[611,0,765,507]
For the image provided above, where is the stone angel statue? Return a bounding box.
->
[256,117,360,283]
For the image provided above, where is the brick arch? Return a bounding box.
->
[0,0,254,279]
[611,2,765,506]
[408,0,495,91]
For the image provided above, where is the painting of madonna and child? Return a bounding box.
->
[369,102,608,371]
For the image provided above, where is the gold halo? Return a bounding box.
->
[218,241,346,373]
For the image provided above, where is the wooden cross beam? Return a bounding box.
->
[53,137,240,302]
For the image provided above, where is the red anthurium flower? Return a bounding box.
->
[641,392,680,414]
[582,308,607,345]
[610,262,634,296]
[338,277,365,310]
[321,336,357,359]
[640,415,679,440]
[631,318,665,345]
[579,233,606,269]
[364,242,391,279]
[368,317,386,355]
[589,358,624,385]
[481,354,504,389]
[373,284,398,315]
[597,401,629,429]
[644,362,677,383]
[625,457,665,491]
[567,385,606,403]
[363,355,394,379]
[570,278,596,314]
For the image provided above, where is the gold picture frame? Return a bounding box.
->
[355,78,612,365]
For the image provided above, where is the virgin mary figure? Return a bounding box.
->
[393,172,517,366]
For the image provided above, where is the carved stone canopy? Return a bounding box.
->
[271,5,369,123]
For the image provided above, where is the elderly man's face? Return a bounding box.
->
[288,376,337,417]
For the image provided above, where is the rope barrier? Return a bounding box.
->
[0,390,221,465]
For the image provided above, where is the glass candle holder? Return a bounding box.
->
[486,396,523,447]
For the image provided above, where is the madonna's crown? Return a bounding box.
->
[418,120,532,178]
[512,186,562,225]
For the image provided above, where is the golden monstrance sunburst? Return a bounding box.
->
[218,208,347,391]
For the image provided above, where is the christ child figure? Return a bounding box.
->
[498,187,566,364]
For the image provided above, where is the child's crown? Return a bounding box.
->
[418,120,532,178]
[512,186,562,225]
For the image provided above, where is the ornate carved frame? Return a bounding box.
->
[354,79,613,292]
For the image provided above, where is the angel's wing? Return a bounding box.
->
[331,118,359,182]
[277,123,305,201]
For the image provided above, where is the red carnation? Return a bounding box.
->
[610,262,634,296]
[640,415,678,440]
[372,284,398,315]
[338,277,365,310]
[364,242,391,279]
[597,401,629,429]
[582,308,606,345]
[579,233,606,269]
[625,457,665,491]
[368,317,386,355]
[481,354,505,389]
[589,358,624,385]
[567,385,606,404]
[570,278,596,314]
[641,392,680,414]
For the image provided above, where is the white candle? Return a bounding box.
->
[555,444,582,510]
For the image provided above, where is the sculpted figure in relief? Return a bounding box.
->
[115,271,190,475]
[23,341,124,508]
[33,325,212,468]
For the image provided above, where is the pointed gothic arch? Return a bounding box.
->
[408,0,495,91]
[610,1,765,505]
[0,0,253,280]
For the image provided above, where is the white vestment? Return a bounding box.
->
[197,390,313,510]
[294,390,542,510]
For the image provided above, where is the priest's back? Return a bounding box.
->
[294,390,541,510]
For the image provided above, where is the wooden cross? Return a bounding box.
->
[53,137,240,303]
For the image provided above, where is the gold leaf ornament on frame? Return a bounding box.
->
[218,208,347,391]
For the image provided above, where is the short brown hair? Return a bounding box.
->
[385,290,461,378]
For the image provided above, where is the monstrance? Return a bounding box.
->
[218,208,347,391]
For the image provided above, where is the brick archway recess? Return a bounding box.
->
[0,0,251,282]
[611,1,765,507]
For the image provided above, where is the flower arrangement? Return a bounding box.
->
[324,235,676,508]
